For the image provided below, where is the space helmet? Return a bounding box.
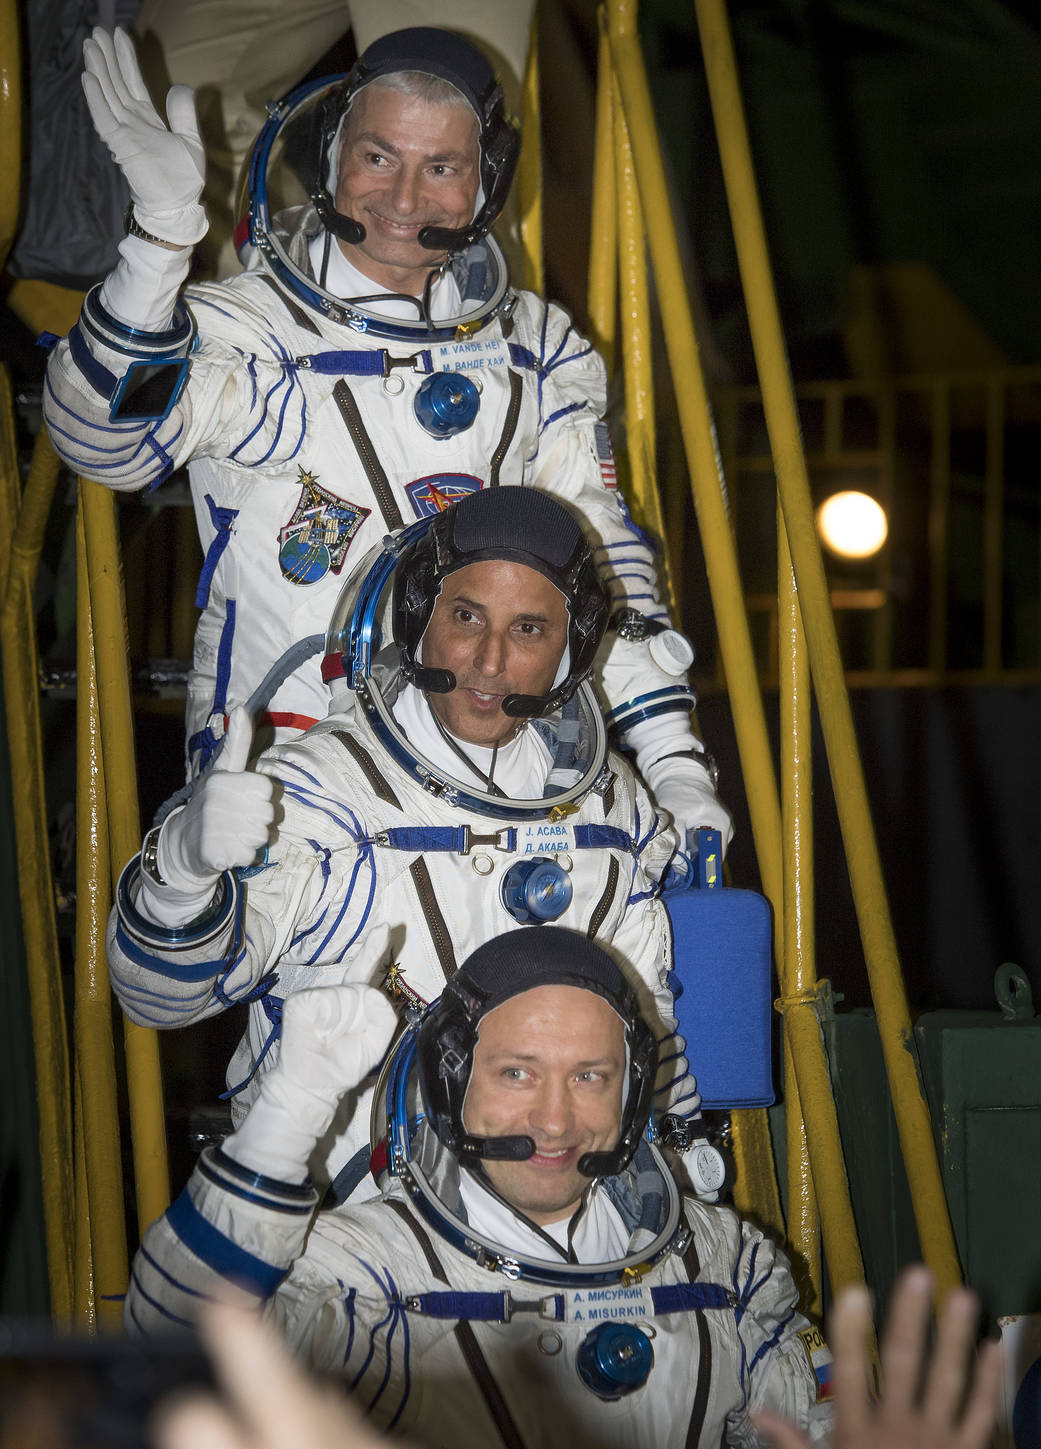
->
[322,488,611,820]
[417,928,659,1178]
[240,28,519,337]
[371,927,682,1288]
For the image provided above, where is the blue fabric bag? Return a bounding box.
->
[664,829,775,1109]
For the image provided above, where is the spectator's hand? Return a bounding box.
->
[153,1301,392,1449]
[157,707,275,893]
[753,1266,1002,1449]
[82,26,207,245]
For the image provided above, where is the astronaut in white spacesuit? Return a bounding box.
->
[127,927,833,1449]
[42,23,731,849]
[111,487,713,1199]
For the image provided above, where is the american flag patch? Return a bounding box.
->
[594,422,618,488]
[798,1326,834,1402]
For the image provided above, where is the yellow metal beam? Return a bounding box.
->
[779,525,822,1315]
[612,83,676,616]
[0,0,21,270]
[606,0,783,918]
[517,14,544,298]
[79,479,170,1234]
[0,411,74,1316]
[693,0,960,1297]
[587,12,618,372]
[73,1082,95,1327]
[75,509,130,1322]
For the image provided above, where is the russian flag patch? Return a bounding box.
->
[798,1325,834,1402]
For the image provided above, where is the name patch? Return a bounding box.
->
[430,338,512,373]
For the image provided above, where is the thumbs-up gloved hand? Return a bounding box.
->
[82,26,207,247]
[224,930,399,1183]
[137,708,275,925]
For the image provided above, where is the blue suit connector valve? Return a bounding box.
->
[576,1322,655,1400]
[500,856,573,924]
[413,371,481,437]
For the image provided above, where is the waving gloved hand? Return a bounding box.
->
[82,26,207,246]
[224,927,400,1183]
[136,708,275,926]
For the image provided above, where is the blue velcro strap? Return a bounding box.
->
[166,1188,287,1296]
[377,826,467,852]
[408,1291,512,1320]
[294,350,390,376]
[650,1282,733,1314]
[214,599,236,715]
[573,824,633,853]
[68,323,118,399]
[196,494,240,609]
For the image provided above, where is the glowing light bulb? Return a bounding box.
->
[816,491,888,560]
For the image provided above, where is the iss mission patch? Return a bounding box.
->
[798,1325,834,1402]
[278,469,370,584]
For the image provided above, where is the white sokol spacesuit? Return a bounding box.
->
[126,933,832,1449]
[111,490,704,1197]
[42,26,730,847]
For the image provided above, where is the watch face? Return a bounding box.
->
[691,1145,727,1193]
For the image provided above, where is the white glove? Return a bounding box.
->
[136,708,275,925]
[627,714,734,852]
[82,26,207,246]
[224,931,399,1182]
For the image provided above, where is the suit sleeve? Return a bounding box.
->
[727,1218,834,1447]
[107,747,373,1027]
[42,273,314,491]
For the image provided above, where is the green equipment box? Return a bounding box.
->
[822,965,1041,1321]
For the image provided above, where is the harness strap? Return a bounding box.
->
[488,369,524,487]
[260,274,322,336]
[399,1281,733,1323]
[586,855,619,938]
[329,729,403,808]
[382,1200,529,1449]
[409,857,457,980]
[681,1228,715,1449]
[332,379,405,530]
[196,493,239,609]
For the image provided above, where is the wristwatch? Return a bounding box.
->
[125,207,186,251]
[140,825,167,887]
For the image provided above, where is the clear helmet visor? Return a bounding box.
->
[244,76,510,337]
[325,530,608,821]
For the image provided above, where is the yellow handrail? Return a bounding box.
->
[74,508,130,1323]
[605,1,784,915]
[79,480,170,1236]
[612,78,675,617]
[517,13,544,298]
[0,412,74,1317]
[0,0,20,270]
[779,525,823,1317]
[587,15,618,372]
[691,0,960,1296]
[603,0,868,1296]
